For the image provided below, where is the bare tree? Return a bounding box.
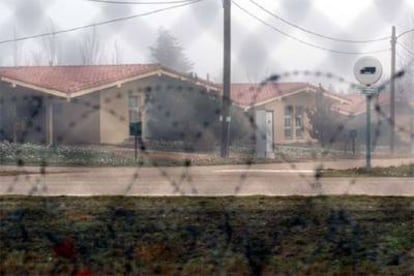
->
[79,26,102,65]
[395,15,414,152]
[43,21,59,66]
[397,17,414,98]
[12,27,20,66]
[29,20,60,66]
[110,40,122,64]
[30,51,43,66]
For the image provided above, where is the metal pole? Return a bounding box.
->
[134,134,138,161]
[366,93,372,171]
[220,0,231,158]
[390,26,396,154]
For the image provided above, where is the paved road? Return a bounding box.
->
[0,158,413,196]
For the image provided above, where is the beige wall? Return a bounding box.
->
[54,94,100,144]
[0,84,47,143]
[1,75,218,145]
[98,79,148,144]
[99,87,129,144]
[262,91,315,144]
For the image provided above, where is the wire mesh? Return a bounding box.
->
[0,0,414,274]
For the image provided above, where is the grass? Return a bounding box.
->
[0,142,363,168]
[1,196,413,275]
[323,163,414,177]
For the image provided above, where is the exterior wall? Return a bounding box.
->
[0,84,47,143]
[344,102,414,147]
[99,87,129,144]
[97,75,217,145]
[54,94,100,144]
[1,75,219,145]
[98,79,149,144]
[262,91,315,144]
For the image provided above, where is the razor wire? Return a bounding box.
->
[1,0,414,274]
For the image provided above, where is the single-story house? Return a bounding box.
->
[0,64,220,145]
[5,64,407,151]
[332,91,414,148]
[230,82,351,145]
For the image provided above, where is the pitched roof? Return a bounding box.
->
[231,82,311,107]
[332,93,365,115]
[230,82,349,108]
[0,64,219,98]
[333,90,414,116]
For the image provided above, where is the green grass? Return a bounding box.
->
[1,196,413,275]
[0,142,360,168]
[323,163,414,177]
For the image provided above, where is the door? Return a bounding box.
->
[266,111,274,154]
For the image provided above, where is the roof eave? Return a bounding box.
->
[0,67,221,99]
[1,76,69,99]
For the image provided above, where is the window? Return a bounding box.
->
[128,96,140,123]
[128,95,141,136]
[284,105,293,138]
[295,106,303,138]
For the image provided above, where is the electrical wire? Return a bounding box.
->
[249,0,390,44]
[85,0,196,5]
[232,1,390,55]
[397,42,414,57]
[397,28,414,39]
[0,0,203,45]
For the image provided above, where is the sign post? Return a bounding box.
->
[130,122,142,161]
[353,56,383,172]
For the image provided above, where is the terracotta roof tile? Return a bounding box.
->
[230,82,311,106]
[0,64,161,94]
[332,93,365,115]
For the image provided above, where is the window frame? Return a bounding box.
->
[284,105,293,139]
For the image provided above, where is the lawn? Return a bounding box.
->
[322,163,414,177]
[1,196,413,275]
[0,142,360,168]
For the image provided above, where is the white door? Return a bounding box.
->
[266,111,274,154]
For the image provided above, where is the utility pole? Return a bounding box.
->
[220,0,231,158]
[390,26,396,154]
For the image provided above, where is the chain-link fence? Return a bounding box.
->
[1,0,414,274]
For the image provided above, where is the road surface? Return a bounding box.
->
[0,158,413,196]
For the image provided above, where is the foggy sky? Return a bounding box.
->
[0,0,413,91]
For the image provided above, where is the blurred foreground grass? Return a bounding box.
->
[1,196,413,275]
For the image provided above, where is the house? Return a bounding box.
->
[332,90,414,149]
[0,64,220,145]
[4,63,407,152]
[230,82,350,145]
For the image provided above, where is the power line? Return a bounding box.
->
[397,42,414,57]
[85,0,196,5]
[249,0,390,44]
[232,1,390,55]
[0,0,203,45]
[397,28,414,38]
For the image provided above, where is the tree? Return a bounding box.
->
[12,27,21,66]
[150,28,193,72]
[398,16,414,100]
[30,20,59,66]
[43,21,59,66]
[307,86,346,147]
[79,26,102,65]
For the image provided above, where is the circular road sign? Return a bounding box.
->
[353,56,383,86]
